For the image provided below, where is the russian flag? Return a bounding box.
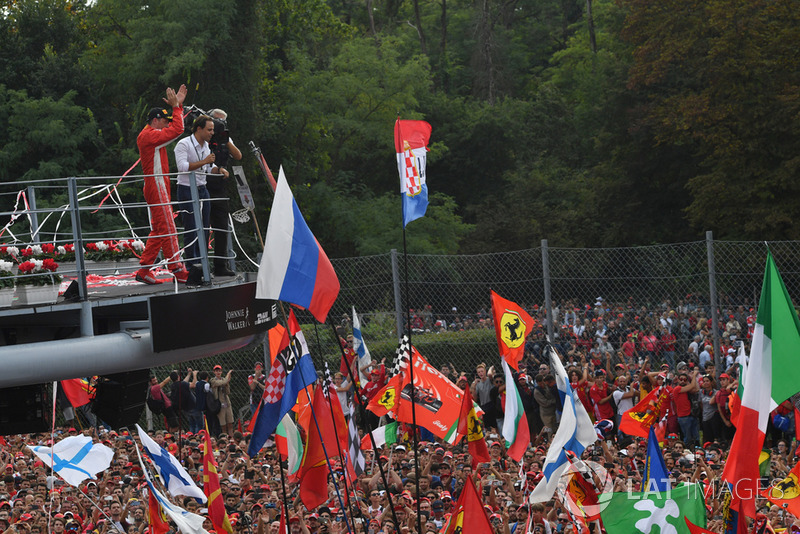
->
[256,167,340,322]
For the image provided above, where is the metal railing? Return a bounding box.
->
[3,174,798,429]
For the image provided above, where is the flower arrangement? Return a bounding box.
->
[57,243,76,262]
[84,240,116,261]
[0,260,14,289]
[113,239,144,260]
[0,246,20,262]
[16,259,61,286]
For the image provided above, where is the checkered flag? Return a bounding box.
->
[347,403,365,477]
[391,335,411,377]
[322,361,333,399]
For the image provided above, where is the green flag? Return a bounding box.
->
[600,483,706,534]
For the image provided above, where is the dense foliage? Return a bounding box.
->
[1,0,798,256]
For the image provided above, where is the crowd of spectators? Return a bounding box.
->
[3,296,799,533]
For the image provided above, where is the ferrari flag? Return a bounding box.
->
[491,290,534,370]
[367,346,463,443]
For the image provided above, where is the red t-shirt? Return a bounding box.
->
[671,385,692,417]
[590,381,615,420]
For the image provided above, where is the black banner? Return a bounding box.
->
[149,282,278,352]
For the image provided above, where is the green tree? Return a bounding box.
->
[0,87,102,182]
[621,0,800,239]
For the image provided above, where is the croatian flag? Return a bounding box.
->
[256,167,340,323]
[247,311,317,457]
[395,119,432,227]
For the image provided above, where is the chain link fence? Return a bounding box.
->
[148,235,800,431]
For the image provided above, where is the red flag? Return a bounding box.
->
[491,290,534,370]
[147,487,170,534]
[367,373,405,418]
[323,377,350,478]
[203,418,234,533]
[279,507,287,534]
[760,459,800,518]
[61,379,91,408]
[299,385,337,510]
[684,516,715,534]
[368,347,464,442]
[457,385,490,467]
[444,476,493,534]
[795,407,800,443]
[618,386,669,438]
[729,389,742,427]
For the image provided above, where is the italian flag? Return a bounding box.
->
[722,252,800,519]
[501,358,530,462]
[361,421,398,450]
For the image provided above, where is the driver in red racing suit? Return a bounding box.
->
[135,84,190,284]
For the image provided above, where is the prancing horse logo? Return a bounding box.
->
[500,310,528,349]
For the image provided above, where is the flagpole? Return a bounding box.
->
[77,487,119,526]
[297,379,354,534]
[401,222,422,534]
[276,445,292,534]
[311,324,361,527]
[267,303,354,534]
[319,359,360,534]
[326,317,401,530]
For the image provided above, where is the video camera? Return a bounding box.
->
[183,105,231,168]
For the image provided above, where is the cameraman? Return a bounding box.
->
[206,108,242,276]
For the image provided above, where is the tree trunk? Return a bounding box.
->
[367,0,376,36]
[439,0,448,91]
[412,0,428,55]
[586,0,597,53]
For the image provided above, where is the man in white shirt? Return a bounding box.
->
[174,115,217,264]
[613,375,638,438]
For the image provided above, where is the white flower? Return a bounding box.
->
[6,246,19,257]
[0,260,12,271]
[31,259,44,272]
[58,246,67,254]
[30,245,43,255]
[131,240,145,251]
[95,241,109,251]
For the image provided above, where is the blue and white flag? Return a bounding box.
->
[136,424,206,502]
[352,306,372,384]
[28,435,113,487]
[134,439,209,534]
[529,347,598,503]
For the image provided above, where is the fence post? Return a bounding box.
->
[391,249,404,338]
[26,185,40,245]
[67,177,88,302]
[706,231,721,374]
[542,239,555,343]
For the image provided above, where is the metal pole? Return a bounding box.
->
[26,185,40,245]
[542,239,555,343]
[67,178,87,301]
[391,249,404,338]
[189,171,211,283]
[706,231,721,374]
